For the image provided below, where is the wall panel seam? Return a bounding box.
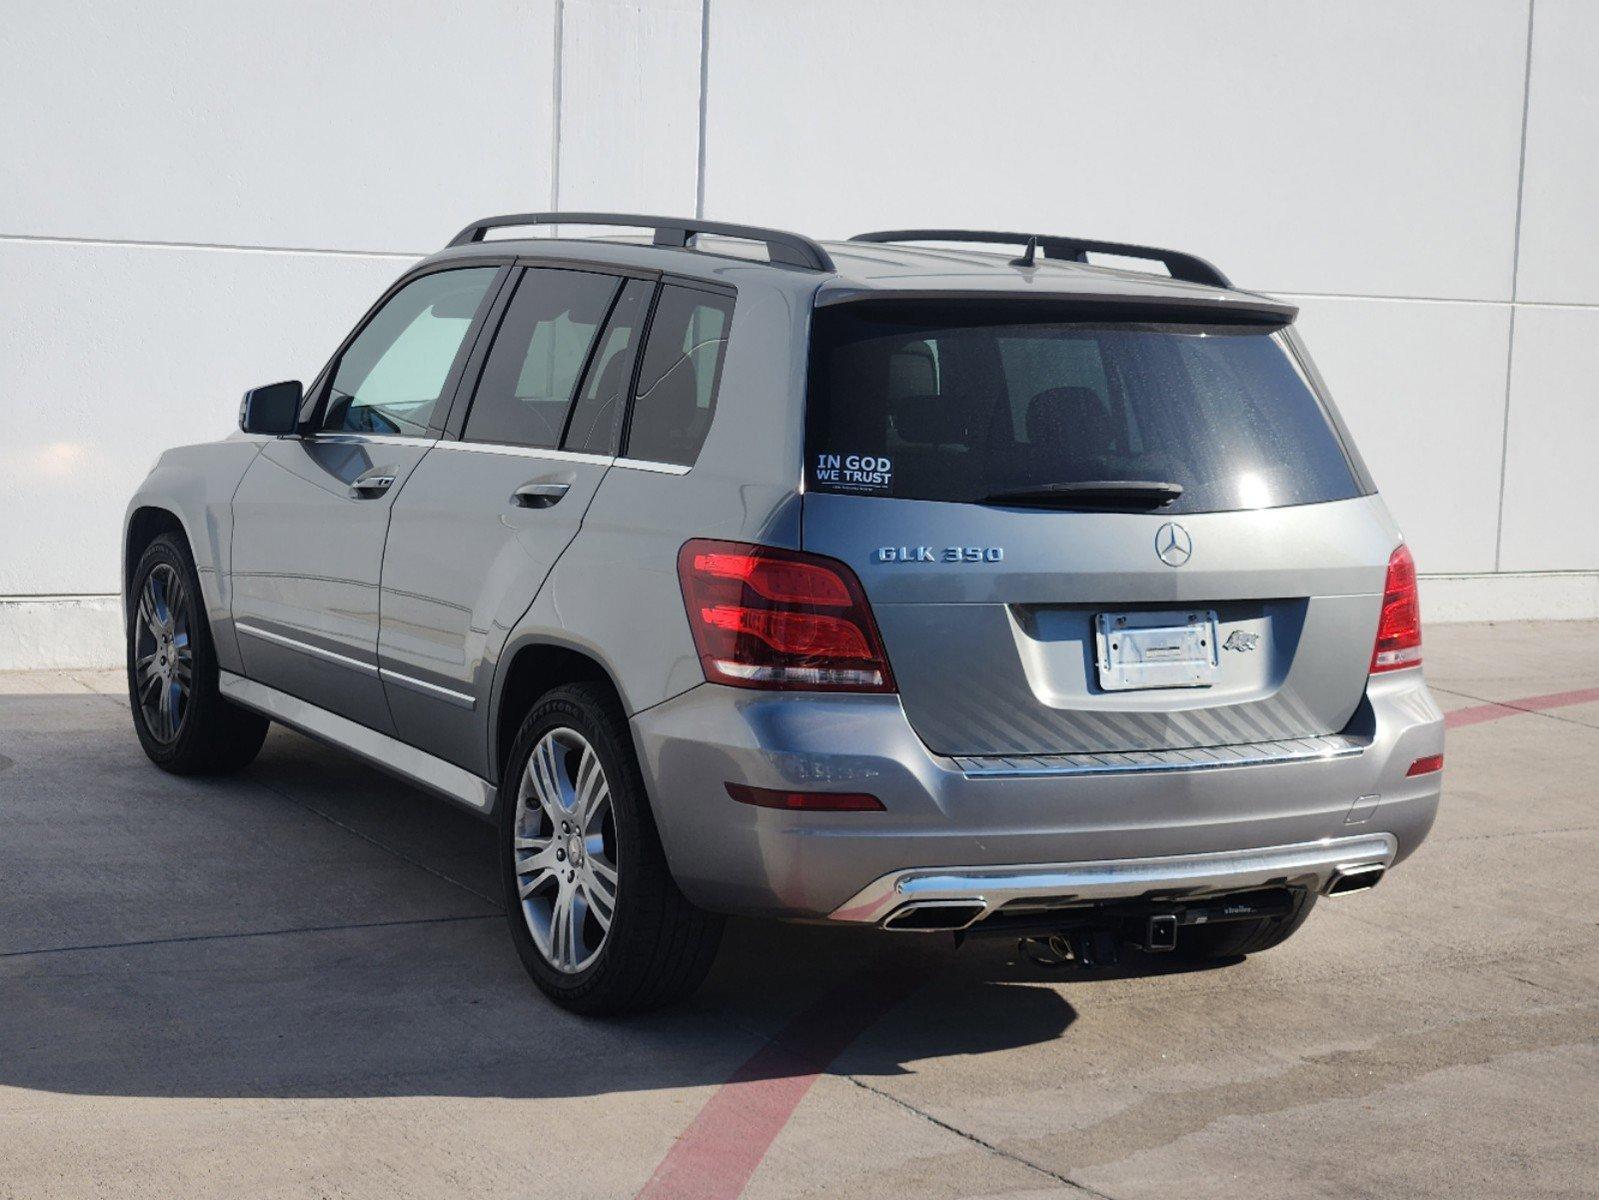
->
[1493,0,1538,572]
[551,0,565,214]
[0,233,421,260]
[695,0,710,218]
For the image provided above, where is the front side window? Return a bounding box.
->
[624,285,733,466]
[463,268,621,450]
[806,302,1363,514]
[322,268,497,436]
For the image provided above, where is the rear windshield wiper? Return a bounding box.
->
[979,480,1184,509]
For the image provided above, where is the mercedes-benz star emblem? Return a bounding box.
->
[1154,522,1193,567]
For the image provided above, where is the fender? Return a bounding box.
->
[124,438,266,675]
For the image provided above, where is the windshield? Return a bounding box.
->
[805,303,1365,514]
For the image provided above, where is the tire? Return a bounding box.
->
[1173,891,1318,961]
[127,532,269,774]
[499,682,723,1015]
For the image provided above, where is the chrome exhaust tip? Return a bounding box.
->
[881,901,987,931]
[1325,862,1386,896]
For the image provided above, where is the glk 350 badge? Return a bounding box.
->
[876,546,1005,563]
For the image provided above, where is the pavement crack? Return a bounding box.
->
[0,912,497,960]
[839,1073,1118,1198]
[996,1002,1599,1173]
[1431,822,1599,844]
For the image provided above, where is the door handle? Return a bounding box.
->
[349,471,396,497]
[511,482,571,509]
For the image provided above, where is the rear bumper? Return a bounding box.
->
[630,670,1443,920]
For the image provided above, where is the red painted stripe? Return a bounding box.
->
[1445,686,1599,729]
[635,972,919,1200]
[637,681,1598,1199]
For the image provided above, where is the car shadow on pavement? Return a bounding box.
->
[1,699,1227,1103]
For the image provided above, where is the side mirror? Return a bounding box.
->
[239,380,303,435]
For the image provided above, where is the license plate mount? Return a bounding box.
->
[1095,609,1220,691]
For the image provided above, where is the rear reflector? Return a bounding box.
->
[678,539,895,691]
[724,783,885,812]
[1406,753,1444,777]
[1370,543,1422,673]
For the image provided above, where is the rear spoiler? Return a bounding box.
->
[813,287,1297,325]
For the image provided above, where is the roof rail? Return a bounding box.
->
[447,211,836,272]
[849,229,1231,289]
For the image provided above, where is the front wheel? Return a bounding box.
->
[127,532,269,774]
[499,682,723,1015]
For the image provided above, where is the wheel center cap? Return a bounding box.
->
[565,833,585,867]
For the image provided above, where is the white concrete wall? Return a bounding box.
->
[1,0,1593,668]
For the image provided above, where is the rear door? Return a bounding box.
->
[376,266,654,772]
[230,264,503,731]
[801,298,1393,758]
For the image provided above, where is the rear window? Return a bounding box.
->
[805,303,1364,513]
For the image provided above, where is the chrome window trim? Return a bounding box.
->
[952,734,1365,779]
[378,666,476,709]
[436,441,616,467]
[303,433,440,448]
[613,457,692,476]
[235,622,379,676]
[218,672,494,813]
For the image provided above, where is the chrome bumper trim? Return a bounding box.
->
[952,734,1365,779]
[829,832,1399,927]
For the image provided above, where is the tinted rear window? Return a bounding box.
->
[806,303,1364,513]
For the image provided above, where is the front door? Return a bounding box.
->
[230,264,503,731]
[378,267,654,772]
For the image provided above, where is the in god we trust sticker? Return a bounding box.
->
[814,452,893,492]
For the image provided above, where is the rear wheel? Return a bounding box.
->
[499,682,723,1015]
[127,533,269,774]
[1173,891,1317,960]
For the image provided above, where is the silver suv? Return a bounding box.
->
[124,213,1444,1013]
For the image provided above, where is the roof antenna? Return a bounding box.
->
[1008,236,1039,268]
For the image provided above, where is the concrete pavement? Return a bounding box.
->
[2,621,1596,1198]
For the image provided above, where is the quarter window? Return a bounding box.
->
[322,268,497,436]
[563,279,655,456]
[624,285,733,467]
[464,268,621,450]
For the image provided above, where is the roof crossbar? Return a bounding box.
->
[447,211,836,272]
[849,229,1231,288]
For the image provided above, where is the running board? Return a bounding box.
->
[218,671,497,815]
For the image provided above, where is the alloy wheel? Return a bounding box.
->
[133,563,193,743]
[513,727,620,973]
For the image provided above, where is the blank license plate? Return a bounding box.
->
[1095,610,1219,691]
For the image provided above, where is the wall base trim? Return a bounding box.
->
[2,575,1596,670]
[1418,572,1599,623]
[0,596,122,670]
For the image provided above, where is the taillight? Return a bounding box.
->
[677,539,895,691]
[1370,543,1422,673]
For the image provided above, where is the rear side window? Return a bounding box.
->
[563,279,654,456]
[624,285,734,466]
[463,268,621,450]
[806,303,1363,514]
